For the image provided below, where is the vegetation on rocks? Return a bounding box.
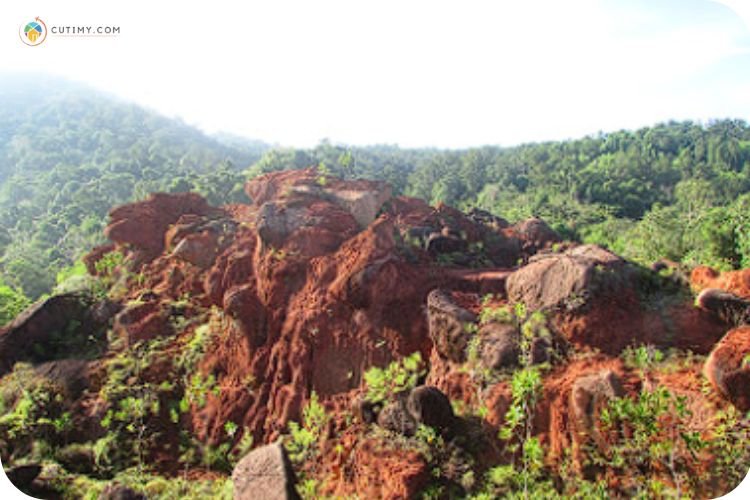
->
[1,82,750,498]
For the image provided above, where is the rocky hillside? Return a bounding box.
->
[0,168,749,499]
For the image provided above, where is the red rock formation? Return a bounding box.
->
[56,169,747,497]
[104,192,222,264]
[691,266,750,299]
[704,326,750,412]
[351,438,429,500]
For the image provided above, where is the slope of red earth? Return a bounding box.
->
[2,168,749,498]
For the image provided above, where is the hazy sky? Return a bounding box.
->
[3,0,750,148]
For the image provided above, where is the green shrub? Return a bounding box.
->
[595,387,707,497]
[364,352,424,405]
[94,250,124,278]
[0,363,68,454]
[181,372,220,410]
[57,469,233,500]
[0,281,31,325]
[621,345,665,372]
[96,338,172,471]
[285,392,328,464]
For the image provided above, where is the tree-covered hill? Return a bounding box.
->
[0,75,269,299]
[1,74,750,310]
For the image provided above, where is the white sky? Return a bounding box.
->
[2,0,750,148]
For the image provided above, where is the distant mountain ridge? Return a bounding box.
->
[0,74,270,297]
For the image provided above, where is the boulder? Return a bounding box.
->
[256,202,294,248]
[223,284,267,348]
[99,484,147,500]
[104,192,221,261]
[328,187,392,228]
[170,231,219,269]
[4,464,42,490]
[352,395,381,424]
[426,233,467,256]
[514,217,561,253]
[427,289,477,363]
[704,326,750,412]
[467,208,510,229]
[246,167,391,229]
[483,233,523,268]
[112,301,173,346]
[0,293,97,376]
[245,168,319,206]
[343,256,397,309]
[696,288,750,326]
[478,322,557,371]
[406,385,455,433]
[377,398,417,436]
[90,299,123,325]
[55,443,96,474]
[255,198,360,257]
[403,226,437,248]
[34,359,90,399]
[478,322,520,371]
[569,370,624,453]
[232,443,300,500]
[507,244,627,312]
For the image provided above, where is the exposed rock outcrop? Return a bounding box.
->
[691,266,750,298]
[34,359,90,399]
[478,322,520,371]
[427,289,477,363]
[4,464,42,491]
[103,192,222,264]
[704,326,750,412]
[696,288,750,326]
[8,168,743,498]
[512,216,562,254]
[232,443,300,500]
[569,370,624,454]
[0,293,107,376]
[406,385,455,433]
[506,244,627,312]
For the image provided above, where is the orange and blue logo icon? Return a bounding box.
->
[20,17,47,46]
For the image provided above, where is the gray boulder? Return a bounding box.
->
[377,398,417,437]
[407,385,455,433]
[479,323,521,371]
[232,443,300,500]
[569,370,624,452]
[426,233,467,256]
[507,244,627,312]
[0,293,100,376]
[327,186,392,228]
[427,289,477,363]
[696,288,750,326]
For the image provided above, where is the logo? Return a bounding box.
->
[19,17,47,46]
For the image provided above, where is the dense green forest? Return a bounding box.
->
[0,75,269,303]
[1,76,750,322]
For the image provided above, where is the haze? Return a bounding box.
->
[3,0,750,148]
